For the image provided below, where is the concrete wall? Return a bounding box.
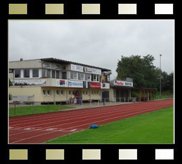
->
[9,86,102,103]
[9,86,42,101]
[9,59,42,69]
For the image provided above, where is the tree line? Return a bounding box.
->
[116,55,173,92]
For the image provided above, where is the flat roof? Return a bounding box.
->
[40,57,111,72]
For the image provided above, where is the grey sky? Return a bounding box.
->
[9,20,174,80]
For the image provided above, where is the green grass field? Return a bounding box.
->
[46,106,173,144]
[9,105,72,117]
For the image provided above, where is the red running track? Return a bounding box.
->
[9,99,173,144]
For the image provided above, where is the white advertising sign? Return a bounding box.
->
[71,64,83,72]
[56,79,68,87]
[84,67,101,75]
[13,79,46,86]
[101,83,110,89]
[114,80,133,87]
[68,81,83,88]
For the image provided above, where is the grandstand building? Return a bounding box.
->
[9,58,112,104]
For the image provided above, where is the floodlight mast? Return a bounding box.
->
[160,54,162,98]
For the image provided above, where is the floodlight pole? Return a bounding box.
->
[160,54,162,98]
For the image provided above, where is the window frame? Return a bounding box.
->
[33,69,39,77]
[14,69,21,78]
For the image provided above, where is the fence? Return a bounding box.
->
[9,95,173,117]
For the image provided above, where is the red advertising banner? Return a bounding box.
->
[88,82,101,89]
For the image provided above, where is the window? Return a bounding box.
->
[15,69,21,78]
[78,73,84,80]
[62,72,67,79]
[85,74,91,81]
[91,74,97,81]
[56,90,59,96]
[33,69,39,77]
[43,90,46,96]
[47,90,51,96]
[24,69,30,78]
[69,90,71,95]
[56,71,59,78]
[52,70,55,78]
[82,91,84,95]
[9,69,13,73]
[85,91,88,95]
[97,75,101,82]
[61,90,64,95]
[47,70,50,78]
[70,72,77,79]
[42,69,47,77]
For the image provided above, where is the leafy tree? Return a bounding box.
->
[9,79,13,87]
[116,54,158,88]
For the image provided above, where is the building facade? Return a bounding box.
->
[9,58,111,104]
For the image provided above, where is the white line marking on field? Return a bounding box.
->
[45,128,57,131]
[24,128,32,130]
[70,129,77,132]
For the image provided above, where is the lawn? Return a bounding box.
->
[46,106,174,144]
[9,104,72,117]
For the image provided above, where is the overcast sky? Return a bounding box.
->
[9,20,174,80]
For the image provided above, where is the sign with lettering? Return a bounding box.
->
[84,67,101,75]
[88,82,101,89]
[68,81,83,88]
[12,79,46,86]
[71,64,83,72]
[114,80,133,87]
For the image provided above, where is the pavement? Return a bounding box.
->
[62,101,135,111]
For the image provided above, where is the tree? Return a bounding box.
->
[9,79,13,87]
[116,54,158,88]
[159,72,173,92]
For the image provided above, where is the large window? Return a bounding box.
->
[78,73,84,80]
[15,69,21,78]
[56,71,59,78]
[70,72,77,80]
[33,69,39,77]
[62,72,67,79]
[47,70,51,78]
[52,70,55,78]
[24,69,30,78]
[91,74,97,81]
[42,69,47,77]
[85,74,91,81]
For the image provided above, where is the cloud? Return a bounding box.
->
[9,20,174,78]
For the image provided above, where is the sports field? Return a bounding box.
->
[9,99,173,144]
[46,106,173,144]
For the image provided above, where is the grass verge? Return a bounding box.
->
[9,105,72,117]
[46,106,173,144]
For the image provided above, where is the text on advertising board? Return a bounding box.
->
[88,82,101,89]
[114,80,133,87]
[68,81,83,88]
